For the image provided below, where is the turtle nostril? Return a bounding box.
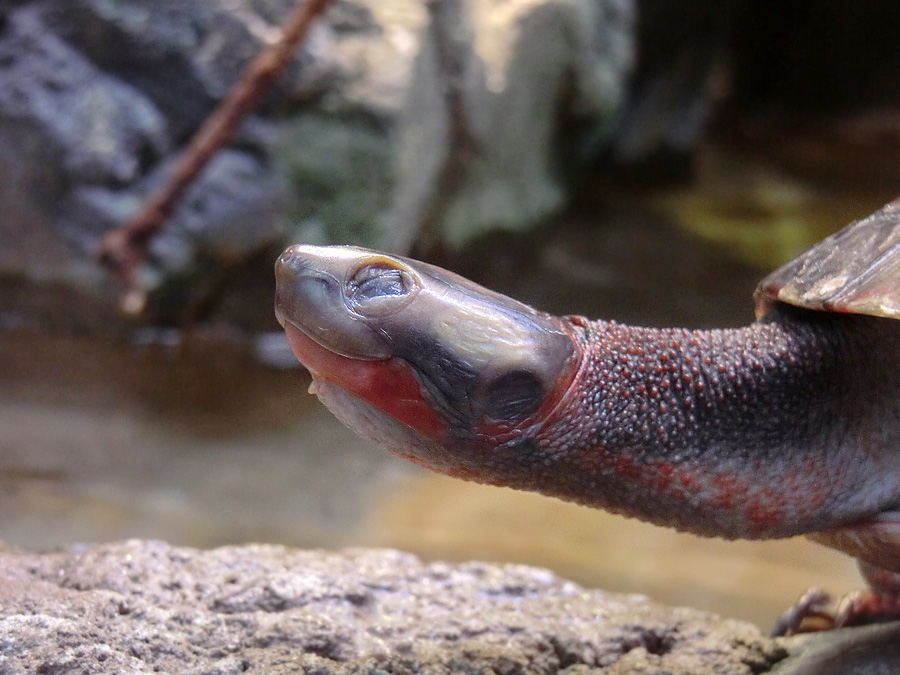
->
[275,246,316,282]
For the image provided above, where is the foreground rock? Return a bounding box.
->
[3,540,899,673]
[0,540,781,673]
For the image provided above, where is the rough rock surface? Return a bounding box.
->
[0,540,787,674]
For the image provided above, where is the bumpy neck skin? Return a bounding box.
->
[500,305,900,540]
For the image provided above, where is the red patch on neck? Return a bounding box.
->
[283,322,445,438]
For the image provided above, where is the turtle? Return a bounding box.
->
[274,199,900,635]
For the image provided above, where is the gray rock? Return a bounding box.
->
[0,0,337,328]
[772,623,900,675]
[41,0,341,139]
[140,147,288,293]
[0,540,786,673]
[0,5,168,186]
[0,4,167,286]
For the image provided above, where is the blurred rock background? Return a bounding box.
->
[5,0,900,330]
[2,0,635,329]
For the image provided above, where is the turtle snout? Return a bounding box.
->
[274,248,315,324]
[274,246,341,331]
[274,245,394,359]
[275,245,320,285]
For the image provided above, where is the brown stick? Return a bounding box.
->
[97,0,335,314]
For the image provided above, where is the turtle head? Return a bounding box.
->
[275,245,581,479]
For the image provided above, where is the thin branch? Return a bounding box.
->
[97,0,335,314]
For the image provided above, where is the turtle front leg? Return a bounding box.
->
[835,563,900,628]
[771,587,834,636]
[772,563,900,636]
[774,515,900,636]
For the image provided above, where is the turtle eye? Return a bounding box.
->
[346,262,420,315]
[352,265,407,299]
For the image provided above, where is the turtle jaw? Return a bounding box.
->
[275,246,446,438]
[277,319,504,479]
[280,320,448,439]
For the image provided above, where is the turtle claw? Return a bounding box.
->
[772,587,900,637]
[772,587,835,636]
[834,589,900,628]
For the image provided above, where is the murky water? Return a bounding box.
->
[1,163,892,629]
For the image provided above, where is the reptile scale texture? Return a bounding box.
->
[274,200,900,635]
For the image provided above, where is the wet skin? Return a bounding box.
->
[275,244,900,633]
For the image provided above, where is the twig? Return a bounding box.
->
[97,0,335,314]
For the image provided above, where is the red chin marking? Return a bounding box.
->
[283,322,445,438]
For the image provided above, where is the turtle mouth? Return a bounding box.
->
[281,320,447,438]
[280,319,368,379]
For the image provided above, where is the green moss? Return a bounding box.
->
[272,113,397,247]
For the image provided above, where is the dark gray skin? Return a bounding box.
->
[274,201,900,635]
